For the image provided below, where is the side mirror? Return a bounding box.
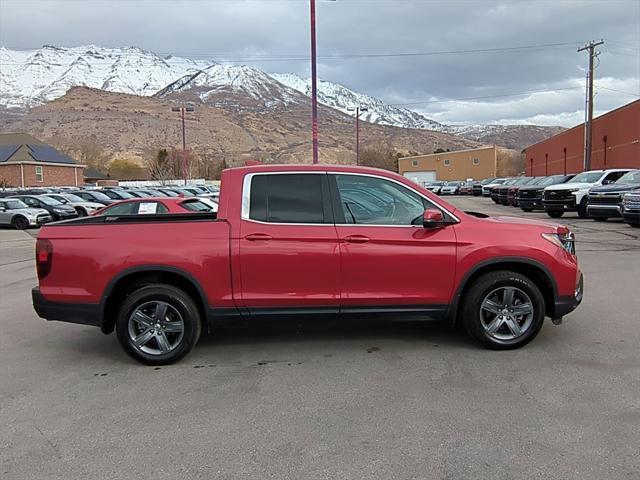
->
[423,208,446,228]
[0,206,5,212]
[603,179,614,185]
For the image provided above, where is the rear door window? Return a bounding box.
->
[248,174,328,224]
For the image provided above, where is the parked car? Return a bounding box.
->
[586,170,640,221]
[491,178,517,203]
[496,177,533,205]
[0,198,52,229]
[508,177,544,207]
[459,183,475,195]
[424,181,445,195]
[8,195,78,221]
[482,178,508,197]
[68,190,116,206]
[33,165,583,365]
[622,189,640,227]
[92,197,216,216]
[473,178,495,196]
[45,193,104,217]
[517,174,575,212]
[99,189,136,201]
[440,181,464,195]
[543,169,632,218]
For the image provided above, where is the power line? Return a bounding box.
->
[0,41,583,65]
[390,86,583,106]
[597,86,640,97]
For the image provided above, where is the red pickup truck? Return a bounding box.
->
[33,165,583,364]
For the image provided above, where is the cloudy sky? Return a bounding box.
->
[1,0,638,126]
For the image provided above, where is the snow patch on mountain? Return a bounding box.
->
[0,45,212,108]
[270,73,446,131]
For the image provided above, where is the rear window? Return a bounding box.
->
[249,174,326,224]
[180,199,213,212]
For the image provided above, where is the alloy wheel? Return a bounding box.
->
[480,287,534,341]
[127,301,185,355]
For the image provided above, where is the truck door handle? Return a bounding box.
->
[343,234,370,244]
[244,233,273,241]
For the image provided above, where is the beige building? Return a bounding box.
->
[398,145,497,184]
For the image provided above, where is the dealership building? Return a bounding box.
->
[0,133,85,187]
[524,99,639,176]
[398,145,497,184]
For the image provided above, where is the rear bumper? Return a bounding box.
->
[553,273,583,319]
[32,287,101,327]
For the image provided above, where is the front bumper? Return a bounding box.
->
[518,197,544,210]
[32,287,101,327]
[553,273,584,320]
[543,198,577,212]
[622,209,640,223]
[587,203,622,217]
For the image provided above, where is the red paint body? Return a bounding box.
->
[36,165,581,320]
[525,100,640,176]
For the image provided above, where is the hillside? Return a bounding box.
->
[0,87,482,170]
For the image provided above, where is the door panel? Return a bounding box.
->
[331,174,457,307]
[336,225,457,306]
[237,173,340,310]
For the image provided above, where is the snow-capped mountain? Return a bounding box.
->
[0,45,212,108]
[270,73,446,131]
[155,64,305,111]
[0,45,563,150]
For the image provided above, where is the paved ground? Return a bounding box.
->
[1,198,639,479]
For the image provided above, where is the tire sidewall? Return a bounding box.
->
[12,215,29,230]
[463,272,545,350]
[116,285,201,365]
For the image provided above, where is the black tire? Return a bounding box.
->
[577,198,589,219]
[116,284,202,365]
[76,207,87,217]
[521,208,533,213]
[460,271,545,350]
[12,215,29,230]
[546,211,564,218]
[627,222,640,228]
[592,217,608,222]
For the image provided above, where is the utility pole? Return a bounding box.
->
[309,0,335,164]
[171,105,194,184]
[310,0,319,164]
[578,39,604,171]
[347,106,368,165]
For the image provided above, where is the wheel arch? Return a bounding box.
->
[449,257,558,325]
[101,265,209,335]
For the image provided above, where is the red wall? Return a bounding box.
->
[525,100,640,176]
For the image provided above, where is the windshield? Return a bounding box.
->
[160,189,179,197]
[87,191,111,201]
[617,170,640,184]
[481,178,495,185]
[2,200,28,209]
[38,196,63,206]
[62,193,85,203]
[538,175,565,186]
[568,171,603,183]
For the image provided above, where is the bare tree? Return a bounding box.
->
[147,149,175,184]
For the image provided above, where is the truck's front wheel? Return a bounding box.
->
[461,271,545,350]
[116,284,202,365]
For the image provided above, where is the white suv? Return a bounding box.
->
[542,169,632,218]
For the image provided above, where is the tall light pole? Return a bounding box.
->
[309,0,335,164]
[171,105,194,184]
[347,106,368,165]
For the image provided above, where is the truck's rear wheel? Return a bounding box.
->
[116,284,202,365]
[461,271,545,350]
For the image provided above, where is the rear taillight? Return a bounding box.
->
[36,238,53,279]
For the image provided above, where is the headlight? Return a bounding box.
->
[568,188,581,193]
[542,226,576,255]
[53,208,65,213]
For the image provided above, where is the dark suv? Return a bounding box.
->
[517,175,575,212]
[587,170,640,221]
[9,194,78,221]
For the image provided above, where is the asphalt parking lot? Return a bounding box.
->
[1,196,639,480]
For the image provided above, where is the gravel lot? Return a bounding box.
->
[1,196,639,480]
